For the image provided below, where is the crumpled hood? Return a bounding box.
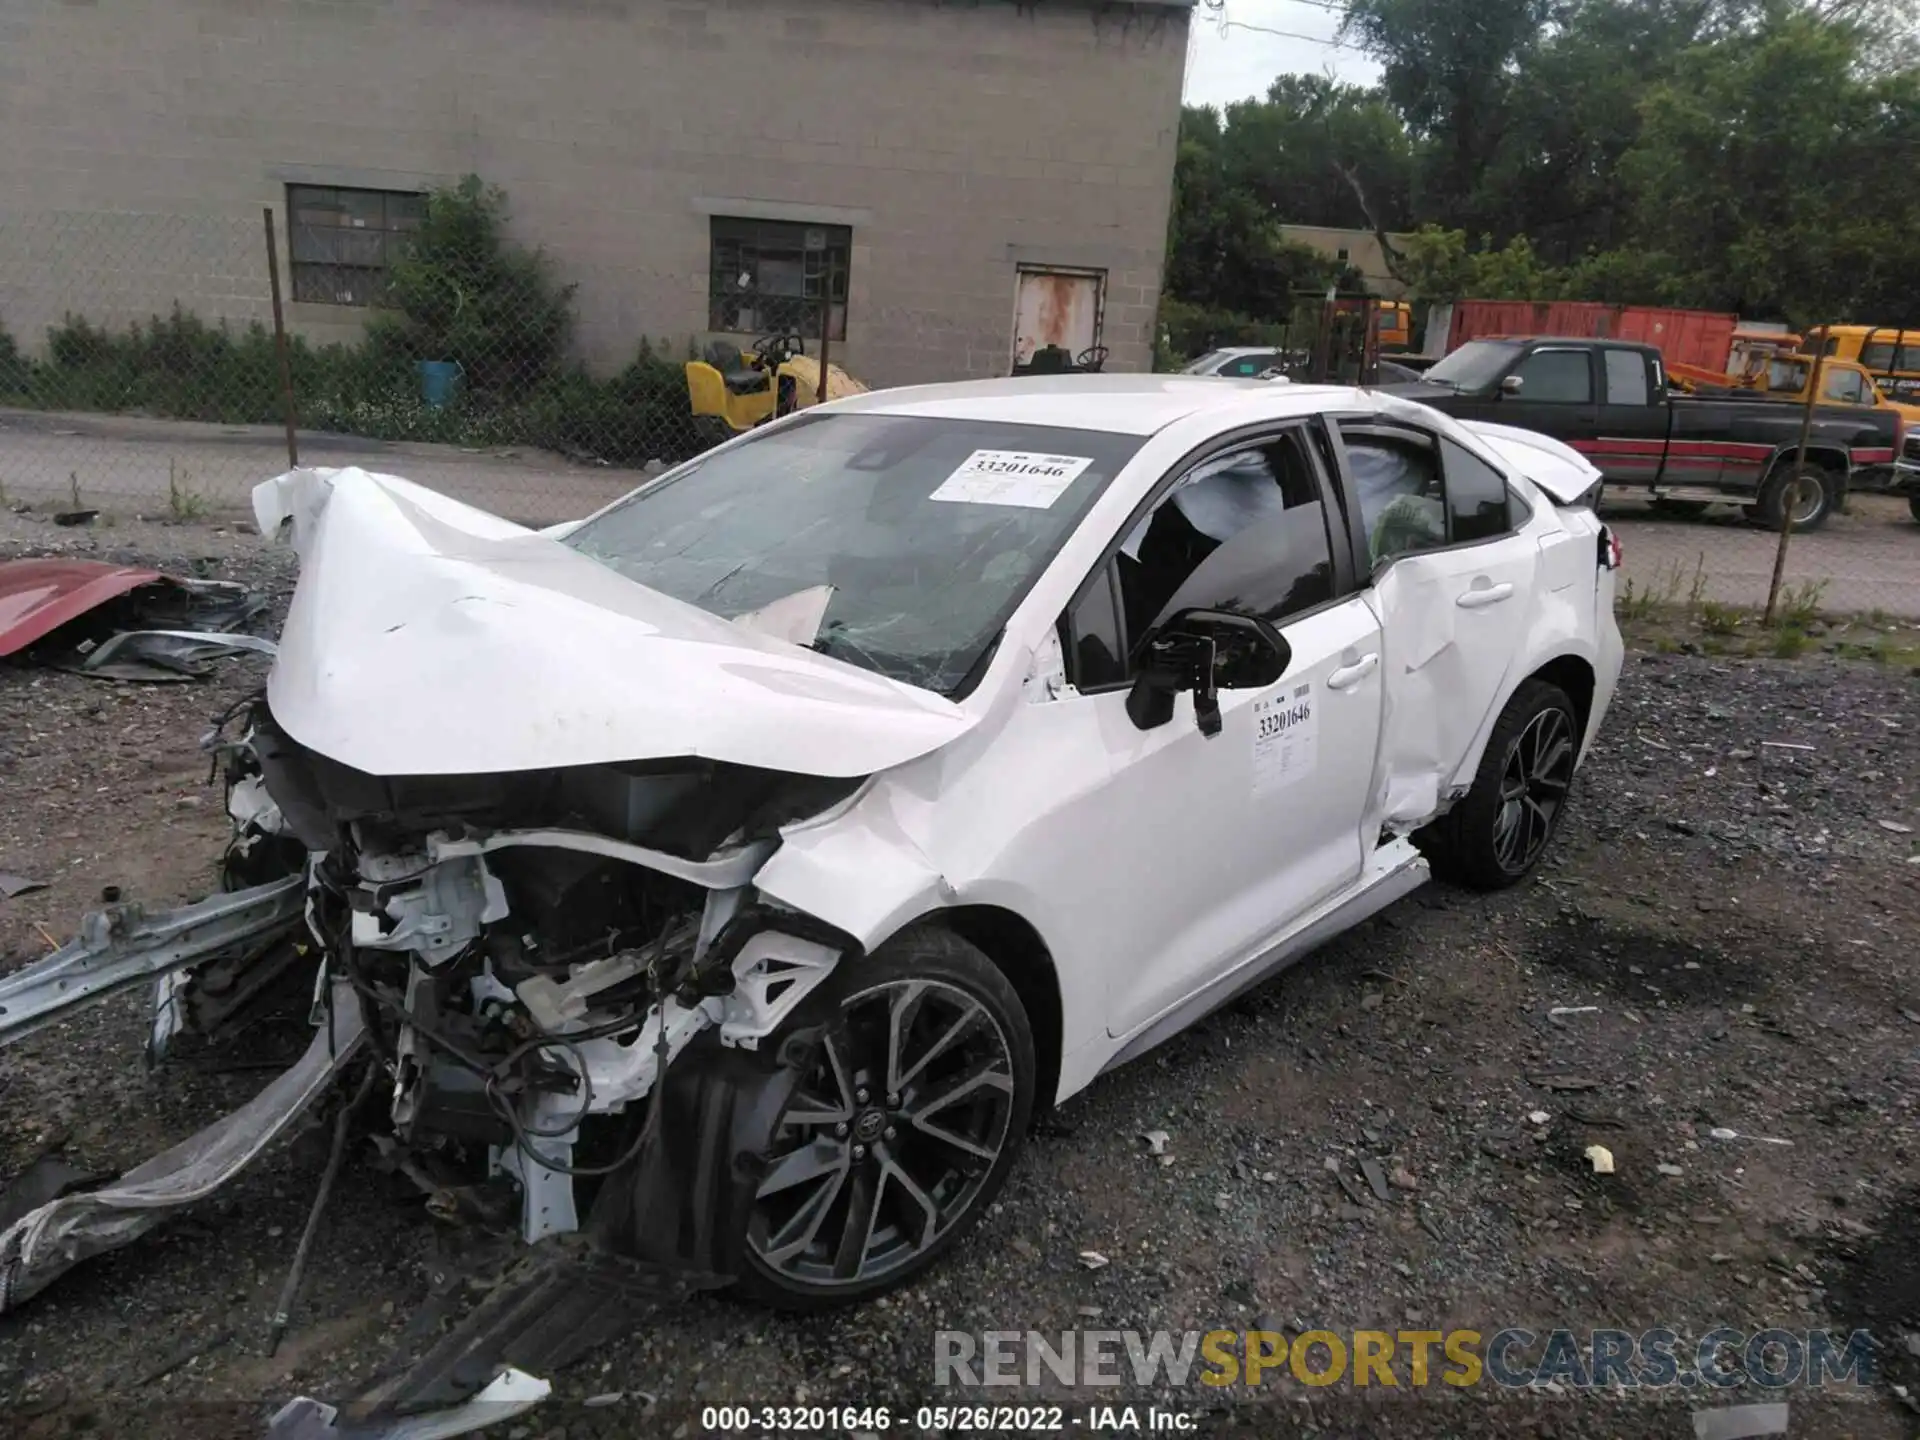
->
[253,468,975,779]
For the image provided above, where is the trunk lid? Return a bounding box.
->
[1457,421,1605,506]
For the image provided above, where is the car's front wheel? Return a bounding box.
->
[734,927,1035,1310]
[1416,679,1580,891]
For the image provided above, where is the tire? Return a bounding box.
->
[1415,679,1580,892]
[733,926,1035,1310]
[1750,462,1837,531]
[1908,491,1920,525]
[1649,498,1710,519]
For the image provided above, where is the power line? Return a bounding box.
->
[1199,0,1361,50]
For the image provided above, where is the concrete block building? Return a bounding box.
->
[0,0,1192,385]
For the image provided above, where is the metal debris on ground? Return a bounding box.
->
[0,555,270,678]
[265,1366,551,1440]
[1077,1251,1110,1271]
[69,628,279,682]
[267,1063,380,1356]
[1529,1073,1603,1091]
[1139,1130,1170,1156]
[1707,1126,1795,1146]
[0,872,48,899]
[1691,1401,1790,1440]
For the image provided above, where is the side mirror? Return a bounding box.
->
[1499,374,1525,397]
[1125,609,1293,737]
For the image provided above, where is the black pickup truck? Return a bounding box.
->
[1381,337,1904,529]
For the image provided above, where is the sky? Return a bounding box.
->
[1181,0,1382,110]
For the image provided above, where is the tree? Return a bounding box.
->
[373,176,576,397]
[1163,0,1920,325]
[1164,107,1350,316]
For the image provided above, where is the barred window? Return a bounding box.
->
[709,217,849,341]
[287,185,425,306]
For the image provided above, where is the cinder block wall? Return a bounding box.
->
[0,0,1187,384]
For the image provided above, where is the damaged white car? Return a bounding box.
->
[1,376,1622,1322]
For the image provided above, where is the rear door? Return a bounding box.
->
[1334,419,1540,828]
[1588,346,1668,489]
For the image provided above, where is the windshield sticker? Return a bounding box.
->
[929,450,1096,509]
[1252,682,1318,796]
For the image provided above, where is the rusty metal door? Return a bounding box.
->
[1011,267,1104,370]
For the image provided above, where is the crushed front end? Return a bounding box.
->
[232,699,864,1268]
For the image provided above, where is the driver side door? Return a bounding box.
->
[1046,423,1388,1042]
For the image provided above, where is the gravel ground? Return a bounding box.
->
[1,510,1917,1440]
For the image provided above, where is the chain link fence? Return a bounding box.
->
[0,198,715,527]
[2,203,1917,621]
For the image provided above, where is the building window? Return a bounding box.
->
[286,184,426,306]
[709,217,850,340]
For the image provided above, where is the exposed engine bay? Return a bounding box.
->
[222,698,862,1252]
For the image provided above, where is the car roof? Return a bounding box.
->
[830,374,1371,437]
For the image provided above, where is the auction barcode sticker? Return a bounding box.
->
[928,450,1096,509]
[1251,681,1318,796]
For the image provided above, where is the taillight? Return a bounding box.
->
[1598,525,1622,570]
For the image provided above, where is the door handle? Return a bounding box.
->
[1327,653,1379,690]
[1456,582,1515,609]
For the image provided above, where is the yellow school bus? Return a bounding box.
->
[1803,325,1920,403]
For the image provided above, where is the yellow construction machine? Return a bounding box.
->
[685,333,867,434]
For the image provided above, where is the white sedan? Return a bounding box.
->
[1,376,1622,1319]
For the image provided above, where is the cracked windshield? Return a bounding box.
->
[565,411,1144,694]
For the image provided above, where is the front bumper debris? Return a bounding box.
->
[266,1366,551,1440]
[0,984,364,1314]
[0,874,306,1050]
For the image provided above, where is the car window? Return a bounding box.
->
[1602,349,1649,406]
[1341,431,1446,564]
[1061,569,1125,689]
[1060,430,1337,688]
[1440,440,1513,542]
[565,412,1144,697]
[1220,352,1279,378]
[1825,368,1870,404]
[1512,350,1594,403]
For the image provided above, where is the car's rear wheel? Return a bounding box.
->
[1750,462,1837,531]
[1416,679,1579,891]
[735,927,1034,1310]
[1908,491,1920,525]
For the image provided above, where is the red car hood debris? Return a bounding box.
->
[0,558,167,657]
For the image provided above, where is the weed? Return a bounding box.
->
[1771,627,1810,659]
[1685,552,1709,614]
[1775,578,1829,630]
[1699,601,1742,636]
[167,460,208,521]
